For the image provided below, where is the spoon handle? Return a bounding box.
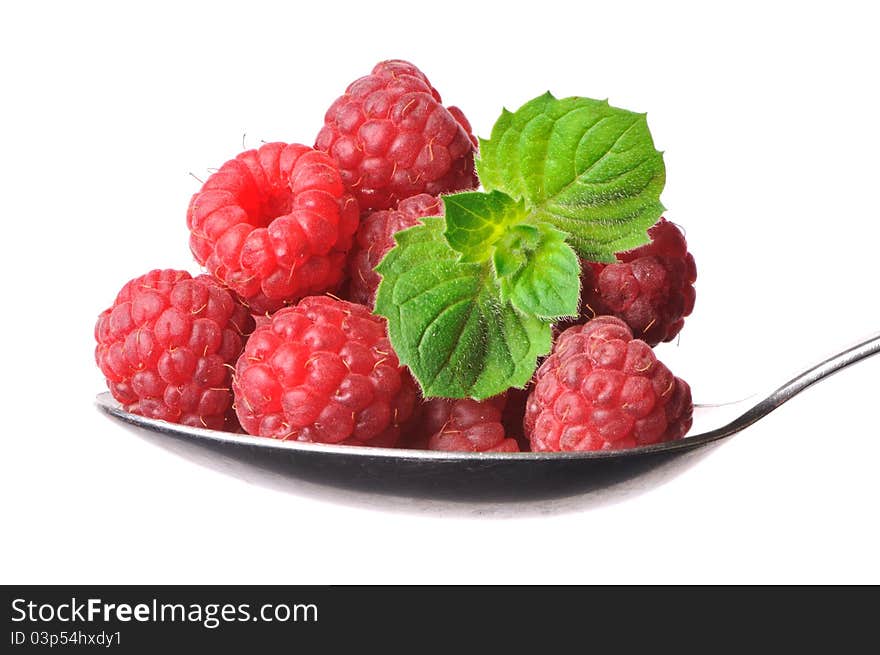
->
[729,331,880,434]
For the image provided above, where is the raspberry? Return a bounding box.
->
[187,142,360,315]
[575,218,697,346]
[232,295,417,446]
[347,193,442,306]
[406,396,519,453]
[315,60,478,212]
[525,316,692,452]
[94,269,254,430]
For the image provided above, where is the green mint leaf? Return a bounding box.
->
[476,92,666,261]
[442,189,579,320]
[443,190,528,263]
[374,217,551,400]
[491,222,540,277]
[498,224,580,319]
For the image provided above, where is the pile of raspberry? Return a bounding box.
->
[95,60,696,454]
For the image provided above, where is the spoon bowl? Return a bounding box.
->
[96,331,880,500]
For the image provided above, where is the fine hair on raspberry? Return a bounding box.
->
[187,142,359,315]
[233,295,417,447]
[94,269,254,430]
[315,60,478,212]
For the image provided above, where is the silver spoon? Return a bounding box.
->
[95,331,880,500]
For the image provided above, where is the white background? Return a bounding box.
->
[1,0,878,584]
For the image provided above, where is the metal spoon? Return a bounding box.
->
[95,331,880,500]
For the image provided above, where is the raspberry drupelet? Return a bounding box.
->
[187,142,359,315]
[316,60,478,212]
[576,218,697,346]
[95,269,254,430]
[232,296,417,447]
[525,316,692,452]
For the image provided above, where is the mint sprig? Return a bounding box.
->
[497,222,580,320]
[375,93,667,399]
[442,190,580,320]
[374,217,551,399]
[443,191,528,263]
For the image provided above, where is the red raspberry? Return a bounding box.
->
[347,193,442,306]
[414,396,519,453]
[576,218,697,346]
[232,296,417,447]
[315,60,478,212]
[525,316,692,452]
[94,269,254,430]
[187,142,359,315]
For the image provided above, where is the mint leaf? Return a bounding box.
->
[374,217,551,399]
[443,191,528,263]
[499,224,580,319]
[476,92,666,261]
